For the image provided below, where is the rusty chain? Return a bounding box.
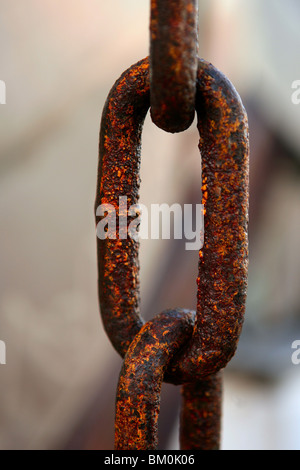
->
[150,0,198,133]
[95,0,249,451]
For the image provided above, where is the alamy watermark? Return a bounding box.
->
[291,80,300,105]
[291,340,300,365]
[0,340,6,365]
[0,80,6,104]
[96,196,204,251]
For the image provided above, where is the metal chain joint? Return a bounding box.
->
[95,0,249,451]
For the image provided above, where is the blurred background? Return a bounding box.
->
[0,0,300,450]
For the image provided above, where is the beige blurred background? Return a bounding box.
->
[0,0,300,450]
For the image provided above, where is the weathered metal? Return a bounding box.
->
[95,58,149,359]
[115,309,194,450]
[95,57,249,378]
[115,307,222,451]
[150,0,198,133]
[95,56,249,449]
[180,374,222,450]
[167,60,249,382]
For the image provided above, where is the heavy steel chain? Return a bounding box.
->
[95,1,249,451]
[150,0,198,132]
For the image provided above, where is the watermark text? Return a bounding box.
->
[0,340,6,365]
[0,80,6,104]
[96,197,204,251]
[291,340,300,365]
[291,80,300,105]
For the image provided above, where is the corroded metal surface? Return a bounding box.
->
[115,309,194,450]
[167,60,249,382]
[95,57,249,379]
[95,58,150,358]
[95,55,249,449]
[180,374,222,450]
[150,0,198,133]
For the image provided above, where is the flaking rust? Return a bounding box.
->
[167,60,249,383]
[115,310,194,450]
[95,58,150,358]
[95,57,249,450]
[180,374,222,450]
[150,0,198,133]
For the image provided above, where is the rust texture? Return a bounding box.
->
[167,60,249,383]
[180,373,222,450]
[95,57,249,380]
[150,0,198,133]
[95,57,249,449]
[95,58,150,358]
[115,309,194,450]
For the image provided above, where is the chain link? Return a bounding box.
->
[150,0,198,133]
[95,2,249,450]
